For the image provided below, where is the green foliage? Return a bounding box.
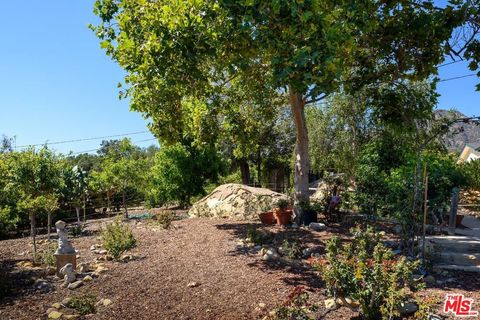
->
[102,219,136,260]
[246,227,272,245]
[274,199,289,210]
[39,244,56,267]
[314,226,422,320]
[281,239,303,260]
[70,223,84,237]
[69,293,97,315]
[271,286,318,320]
[463,159,480,190]
[148,142,224,208]
[153,211,175,229]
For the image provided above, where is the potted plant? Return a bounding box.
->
[273,199,292,225]
[259,211,276,225]
[300,200,319,226]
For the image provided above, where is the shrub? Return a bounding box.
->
[40,244,56,267]
[69,293,96,315]
[271,286,318,320]
[246,227,273,245]
[281,239,303,259]
[275,199,289,210]
[70,223,84,237]
[312,226,422,320]
[102,219,136,260]
[154,211,176,229]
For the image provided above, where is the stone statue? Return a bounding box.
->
[55,220,75,255]
[59,263,76,287]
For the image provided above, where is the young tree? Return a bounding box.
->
[62,164,88,225]
[7,148,61,258]
[92,0,478,221]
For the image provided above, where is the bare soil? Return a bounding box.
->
[0,216,479,320]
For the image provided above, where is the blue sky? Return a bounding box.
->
[0,1,478,154]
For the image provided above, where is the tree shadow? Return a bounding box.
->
[0,258,55,307]
[214,222,353,290]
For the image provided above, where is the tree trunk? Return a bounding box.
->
[239,159,250,185]
[47,211,52,241]
[257,150,262,188]
[83,195,86,223]
[75,207,80,225]
[289,86,310,224]
[107,192,111,214]
[30,213,37,261]
[123,191,128,220]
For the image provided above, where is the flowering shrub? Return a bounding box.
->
[312,226,422,320]
[270,286,318,320]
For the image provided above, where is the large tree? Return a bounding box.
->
[92,0,479,220]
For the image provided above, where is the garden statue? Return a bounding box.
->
[59,263,76,287]
[54,220,77,277]
[55,220,75,255]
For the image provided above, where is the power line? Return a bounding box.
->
[69,138,158,155]
[14,130,149,149]
[438,73,477,82]
[437,60,463,68]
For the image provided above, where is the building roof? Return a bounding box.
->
[458,144,480,163]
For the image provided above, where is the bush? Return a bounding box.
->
[153,211,175,229]
[69,223,84,237]
[69,293,96,315]
[102,219,136,260]
[246,227,273,245]
[271,286,318,320]
[281,239,303,259]
[40,244,56,267]
[312,226,422,320]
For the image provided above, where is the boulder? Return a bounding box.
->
[189,184,288,220]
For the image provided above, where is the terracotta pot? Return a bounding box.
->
[274,209,292,225]
[259,211,276,225]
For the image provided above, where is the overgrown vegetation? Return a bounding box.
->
[269,286,318,320]
[313,226,423,320]
[68,293,97,315]
[39,244,56,267]
[246,227,273,245]
[281,239,303,260]
[102,219,136,260]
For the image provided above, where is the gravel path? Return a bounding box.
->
[0,217,479,319]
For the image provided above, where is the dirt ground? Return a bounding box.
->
[0,216,479,320]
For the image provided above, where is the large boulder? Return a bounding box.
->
[189,183,288,220]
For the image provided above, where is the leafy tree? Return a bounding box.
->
[463,159,480,190]
[61,164,88,224]
[148,143,224,208]
[92,139,146,219]
[92,0,478,222]
[6,148,62,258]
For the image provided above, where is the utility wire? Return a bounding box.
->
[437,60,463,68]
[14,130,149,149]
[69,137,157,155]
[438,73,477,82]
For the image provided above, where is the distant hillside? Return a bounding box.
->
[435,109,480,153]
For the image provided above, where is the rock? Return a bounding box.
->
[188,183,288,220]
[120,254,133,262]
[187,282,200,288]
[291,223,299,229]
[392,249,402,255]
[309,222,326,231]
[45,266,56,276]
[425,275,435,284]
[258,302,266,309]
[62,298,72,307]
[48,310,63,319]
[52,302,62,309]
[35,278,50,290]
[102,299,113,307]
[262,248,280,261]
[90,245,97,251]
[64,315,79,319]
[82,275,93,282]
[324,299,337,310]
[77,263,90,273]
[302,248,314,259]
[253,245,262,251]
[67,280,83,290]
[399,302,418,315]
